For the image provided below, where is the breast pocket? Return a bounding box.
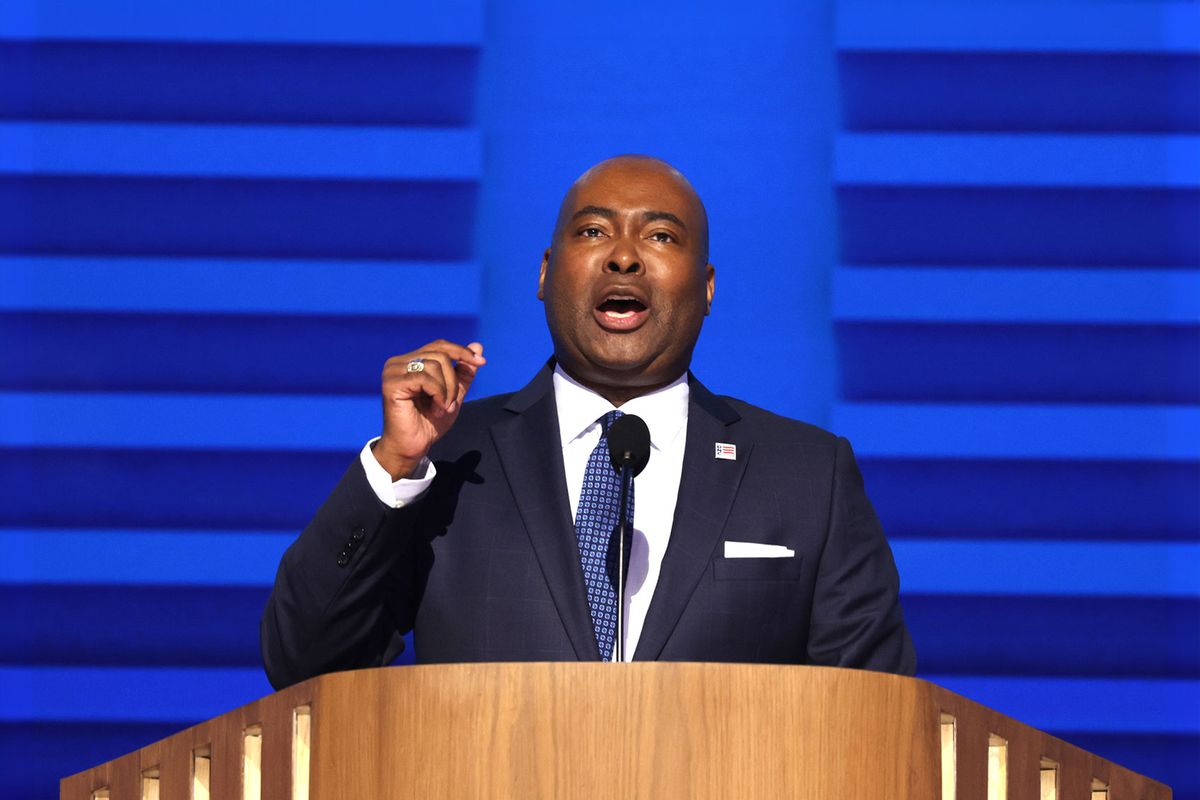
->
[712,556,804,581]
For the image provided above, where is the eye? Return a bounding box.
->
[649,230,676,243]
[579,226,605,238]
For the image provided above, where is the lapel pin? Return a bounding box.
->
[714,442,737,461]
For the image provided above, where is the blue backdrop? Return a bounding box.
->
[2,1,1197,797]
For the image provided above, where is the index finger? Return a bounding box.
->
[453,343,486,404]
[421,339,487,367]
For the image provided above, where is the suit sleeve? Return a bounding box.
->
[260,458,423,689]
[806,436,917,675]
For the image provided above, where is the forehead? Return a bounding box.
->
[569,161,701,221]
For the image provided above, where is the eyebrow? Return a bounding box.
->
[642,210,687,230]
[572,205,615,220]
[571,205,688,231]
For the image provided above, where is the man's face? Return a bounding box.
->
[538,159,715,396]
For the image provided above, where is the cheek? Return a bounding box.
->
[545,271,589,308]
[658,306,703,342]
[657,284,708,325]
[544,284,595,335]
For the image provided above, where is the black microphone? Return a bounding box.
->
[606,414,650,662]
[607,414,651,477]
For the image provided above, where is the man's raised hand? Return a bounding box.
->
[372,340,486,480]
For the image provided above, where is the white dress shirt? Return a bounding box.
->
[359,366,690,660]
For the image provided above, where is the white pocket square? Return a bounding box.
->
[723,541,795,558]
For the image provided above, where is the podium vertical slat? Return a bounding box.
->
[60,750,139,800]
[1004,719,1041,800]
[951,701,990,800]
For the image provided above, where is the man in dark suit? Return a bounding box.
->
[261,156,915,689]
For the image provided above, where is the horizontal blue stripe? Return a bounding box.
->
[0,584,270,667]
[5,581,1194,676]
[836,134,1200,188]
[0,667,273,723]
[2,456,1197,542]
[0,256,480,316]
[0,665,1191,733]
[893,540,1200,598]
[1,176,477,260]
[837,322,1200,404]
[0,311,481,396]
[0,529,291,586]
[0,0,483,45]
[4,529,1195,598]
[0,392,377,450]
[833,403,1200,461]
[833,267,1200,324]
[8,583,1194,676]
[0,449,353,531]
[15,396,1192,460]
[859,459,1200,541]
[836,3,1200,54]
[923,675,1200,735]
[903,595,1200,678]
[0,122,481,180]
[839,186,1199,267]
[0,41,479,127]
[838,51,1200,135]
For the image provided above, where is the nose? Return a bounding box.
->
[605,238,641,274]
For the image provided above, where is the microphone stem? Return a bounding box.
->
[615,457,634,663]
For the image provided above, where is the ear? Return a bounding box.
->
[537,248,551,300]
[704,263,715,315]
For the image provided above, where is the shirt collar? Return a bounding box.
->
[552,365,689,452]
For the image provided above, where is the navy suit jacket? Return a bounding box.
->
[262,365,915,689]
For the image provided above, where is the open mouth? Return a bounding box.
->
[598,297,646,318]
[594,295,650,331]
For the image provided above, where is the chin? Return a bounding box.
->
[587,352,680,389]
[583,340,654,371]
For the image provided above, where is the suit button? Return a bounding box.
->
[336,552,350,567]
[351,527,365,541]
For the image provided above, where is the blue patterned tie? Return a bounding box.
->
[575,410,635,661]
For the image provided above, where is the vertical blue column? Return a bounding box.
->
[473,1,840,426]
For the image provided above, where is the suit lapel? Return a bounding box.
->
[490,365,599,660]
[633,376,751,661]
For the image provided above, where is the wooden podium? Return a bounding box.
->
[62,663,1170,799]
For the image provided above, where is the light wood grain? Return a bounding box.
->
[60,750,138,800]
[59,664,1172,800]
[306,663,935,799]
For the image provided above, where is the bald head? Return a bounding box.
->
[552,155,709,263]
[538,154,716,405]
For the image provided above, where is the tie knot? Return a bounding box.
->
[599,410,623,435]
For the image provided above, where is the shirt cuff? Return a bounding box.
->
[359,438,436,509]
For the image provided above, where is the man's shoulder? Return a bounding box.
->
[461,390,517,416]
[718,394,843,447]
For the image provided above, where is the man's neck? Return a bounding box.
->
[555,363,686,408]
